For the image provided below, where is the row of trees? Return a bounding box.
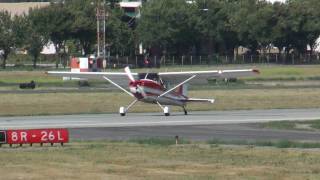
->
[0,0,133,68]
[138,0,320,57]
[1,0,320,68]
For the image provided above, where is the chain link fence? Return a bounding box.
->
[106,53,320,68]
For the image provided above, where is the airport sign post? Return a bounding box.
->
[0,131,6,145]
[6,129,69,146]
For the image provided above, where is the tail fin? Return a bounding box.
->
[175,84,188,96]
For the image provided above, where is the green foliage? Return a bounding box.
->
[65,0,96,55]
[43,3,72,52]
[0,11,14,68]
[137,0,200,55]
[3,0,320,66]
[25,8,49,68]
[106,7,135,56]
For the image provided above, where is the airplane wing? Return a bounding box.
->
[47,68,259,85]
[159,69,260,84]
[46,71,138,86]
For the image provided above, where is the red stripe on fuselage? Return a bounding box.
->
[129,79,187,101]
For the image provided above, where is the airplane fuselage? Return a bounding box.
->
[129,79,187,106]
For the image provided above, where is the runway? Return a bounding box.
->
[1,109,320,141]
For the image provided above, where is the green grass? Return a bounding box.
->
[261,121,297,130]
[2,141,320,179]
[262,119,320,131]
[0,71,62,84]
[207,139,320,148]
[1,64,320,91]
[0,65,320,116]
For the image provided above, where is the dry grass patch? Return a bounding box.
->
[1,142,320,179]
[0,88,320,116]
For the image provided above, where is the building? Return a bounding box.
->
[119,1,142,18]
[0,2,50,16]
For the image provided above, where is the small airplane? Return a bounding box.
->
[47,67,259,116]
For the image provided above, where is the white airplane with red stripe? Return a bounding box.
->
[48,67,259,116]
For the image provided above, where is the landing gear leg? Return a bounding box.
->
[164,106,170,116]
[156,101,170,116]
[119,99,138,116]
[183,106,188,115]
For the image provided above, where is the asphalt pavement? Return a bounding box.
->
[1,109,320,141]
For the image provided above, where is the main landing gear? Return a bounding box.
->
[163,106,170,116]
[183,106,188,115]
[119,99,138,116]
[119,100,187,116]
[156,101,170,116]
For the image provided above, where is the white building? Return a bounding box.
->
[267,0,286,3]
[316,38,320,53]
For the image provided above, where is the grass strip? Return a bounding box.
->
[2,140,320,179]
[261,120,320,131]
[2,65,320,83]
[128,137,190,146]
[1,88,320,116]
[207,139,320,149]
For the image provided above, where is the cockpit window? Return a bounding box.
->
[138,73,160,81]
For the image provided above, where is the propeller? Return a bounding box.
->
[124,67,147,97]
[125,66,135,82]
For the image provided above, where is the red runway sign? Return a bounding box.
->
[6,129,69,144]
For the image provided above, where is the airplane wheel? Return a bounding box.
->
[164,106,170,116]
[119,107,126,116]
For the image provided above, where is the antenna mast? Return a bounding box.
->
[96,0,107,68]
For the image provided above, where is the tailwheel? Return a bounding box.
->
[119,107,126,116]
[164,106,170,116]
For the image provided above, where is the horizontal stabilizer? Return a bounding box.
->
[186,98,215,104]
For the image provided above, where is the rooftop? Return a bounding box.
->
[0,2,50,16]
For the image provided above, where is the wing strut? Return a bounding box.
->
[103,76,134,97]
[158,75,196,98]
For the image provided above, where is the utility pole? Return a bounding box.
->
[96,0,108,69]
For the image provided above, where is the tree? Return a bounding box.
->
[272,0,320,56]
[65,0,96,55]
[0,11,14,69]
[291,0,320,54]
[106,7,135,56]
[196,0,239,55]
[39,3,73,67]
[25,8,49,68]
[230,0,261,53]
[270,2,290,54]
[137,0,200,55]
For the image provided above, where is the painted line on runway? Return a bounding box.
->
[1,117,319,129]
